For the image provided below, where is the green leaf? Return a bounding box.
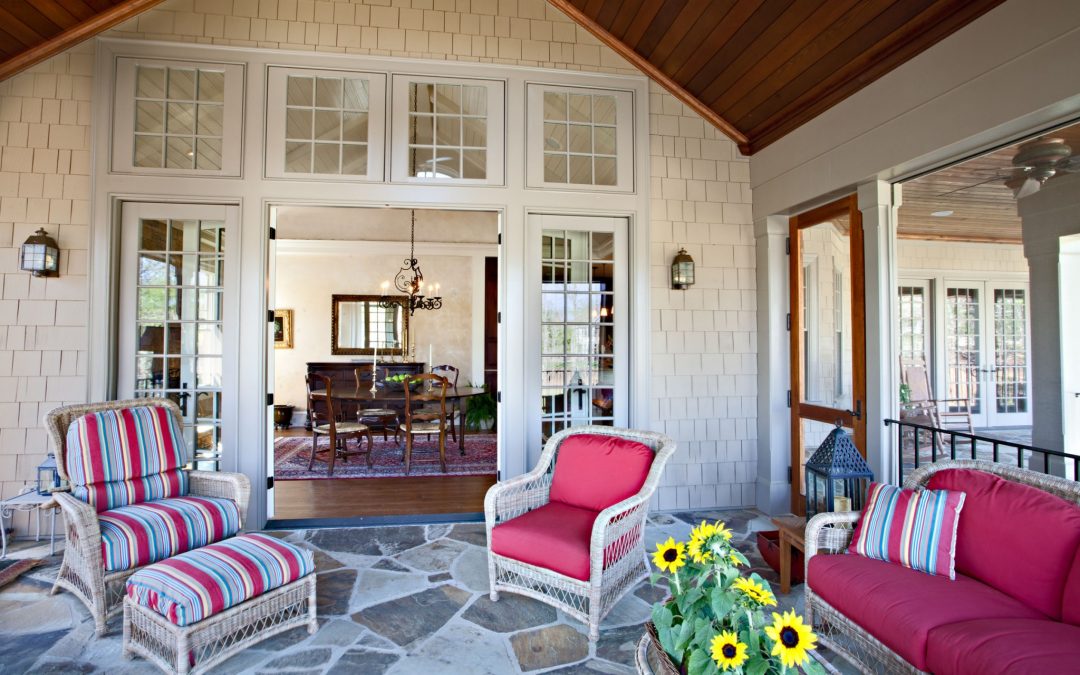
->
[709,586,735,620]
[745,654,770,675]
[800,655,828,674]
[687,648,713,675]
[675,618,695,653]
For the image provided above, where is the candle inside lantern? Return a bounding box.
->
[381,280,390,293]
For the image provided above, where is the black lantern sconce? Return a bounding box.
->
[671,247,695,290]
[37,452,67,495]
[20,228,60,278]
[804,423,873,521]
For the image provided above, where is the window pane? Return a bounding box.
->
[286,108,313,140]
[435,116,461,146]
[196,138,222,170]
[544,92,566,121]
[137,67,166,98]
[436,149,462,178]
[544,153,567,182]
[134,135,163,167]
[436,84,461,114]
[462,118,486,148]
[594,126,616,155]
[315,77,342,108]
[285,142,312,172]
[411,114,434,145]
[313,143,339,173]
[197,104,223,136]
[568,124,591,153]
[342,144,368,175]
[167,102,195,134]
[593,95,616,124]
[544,123,566,152]
[568,154,591,184]
[343,79,369,110]
[198,71,225,103]
[594,157,616,186]
[462,149,485,179]
[165,136,195,169]
[287,76,313,106]
[462,86,486,115]
[410,82,434,113]
[342,112,368,142]
[313,110,341,141]
[168,69,196,100]
[136,101,164,132]
[410,146,434,176]
[568,94,591,122]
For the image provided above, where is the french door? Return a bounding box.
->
[789,196,866,515]
[943,280,1031,427]
[528,214,629,450]
[118,203,239,471]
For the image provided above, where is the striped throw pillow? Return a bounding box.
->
[848,482,966,579]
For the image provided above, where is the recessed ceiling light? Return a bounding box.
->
[931,210,954,217]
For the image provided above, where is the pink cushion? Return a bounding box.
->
[1063,556,1080,626]
[848,481,965,578]
[926,619,1080,675]
[548,434,653,512]
[808,554,1045,671]
[490,501,598,581]
[927,468,1080,618]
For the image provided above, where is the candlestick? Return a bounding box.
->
[428,344,433,371]
[370,345,378,394]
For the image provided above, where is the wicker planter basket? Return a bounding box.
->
[637,622,837,675]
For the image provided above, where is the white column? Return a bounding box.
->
[755,214,791,514]
[1019,172,1080,456]
[858,180,900,485]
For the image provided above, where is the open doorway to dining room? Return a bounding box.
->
[268,205,500,521]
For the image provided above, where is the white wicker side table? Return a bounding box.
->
[0,487,61,558]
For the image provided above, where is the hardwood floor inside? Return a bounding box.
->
[271,429,496,519]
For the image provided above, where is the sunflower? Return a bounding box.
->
[691,520,718,541]
[713,521,734,541]
[652,537,686,573]
[709,630,748,671]
[732,577,777,606]
[764,610,818,668]
[687,535,712,564]
[729,553,743,567]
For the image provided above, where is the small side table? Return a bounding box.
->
[1,489,61,559]
[771,515,807,595]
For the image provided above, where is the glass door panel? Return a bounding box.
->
[944,286,982,421]
[990,285,1030,426]
[789,196,866,515]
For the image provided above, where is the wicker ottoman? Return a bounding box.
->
[122,533,317,675]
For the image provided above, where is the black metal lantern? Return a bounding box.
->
[671,248,694,289]
[804,423,873,520]
[20,228,60,277]
[37,452,64,495]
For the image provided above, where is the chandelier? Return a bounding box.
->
[379,210,442,316]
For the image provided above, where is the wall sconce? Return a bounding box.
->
[19,228,60,278]
[671,247,695,290]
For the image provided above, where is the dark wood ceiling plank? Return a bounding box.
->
[0,6,50,47]
[2,2,66,38]
[547,0,749,149]
[602,0,645,38]
[0,25,30,57]
[670,0,764,84]
[718,0,897,126]
[645,0,712,64]
[581,0,607,20]
[656,0,737,76]
[82,0,117,12]
[29,0,83,30]
[635,0,704,59]
[744,0,1006,151]
[0,0,167,81]
[697,0,856,110]
[683,0,802,96]
[621,0,667,48]
[54,0,97,21]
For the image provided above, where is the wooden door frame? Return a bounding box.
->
[789,194,867,515]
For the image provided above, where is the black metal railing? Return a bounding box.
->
[885,418,1078,485]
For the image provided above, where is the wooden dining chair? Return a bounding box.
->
[305,373,373,476]
[399,373,449,474]
[425,364,461,442]
[353,367,399,440]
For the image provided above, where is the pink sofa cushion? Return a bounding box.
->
[1063,556,1080,626]
[490,501,598,581]
[927,468,1080,619]
[548,434,654,512]
[926,618,1080,675]
[808,554,1045,671]
[848,481,966,578]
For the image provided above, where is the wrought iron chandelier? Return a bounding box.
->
[379,210,442,316]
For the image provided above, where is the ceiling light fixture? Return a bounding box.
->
[379,210,442,316]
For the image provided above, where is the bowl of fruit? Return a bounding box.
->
[381,373,421,391]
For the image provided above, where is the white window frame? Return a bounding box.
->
[264,66,386,181]
[525,83,635,193]
[389,74,505,186]
[112,57,245,177]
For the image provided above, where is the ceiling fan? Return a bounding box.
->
[1001,137,1080,199]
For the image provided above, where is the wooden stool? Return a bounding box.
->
[771,515,806,594]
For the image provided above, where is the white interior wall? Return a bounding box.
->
[897,239,1028,275]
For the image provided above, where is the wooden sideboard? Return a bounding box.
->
[305,361,425,429]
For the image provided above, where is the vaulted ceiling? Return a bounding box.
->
[549,0,1007,154]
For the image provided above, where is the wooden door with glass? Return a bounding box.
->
[789,196,867,515]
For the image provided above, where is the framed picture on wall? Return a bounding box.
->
[274,309,293,349]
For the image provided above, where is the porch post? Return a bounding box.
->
[1019,172,1080,457]
[755,214,790,514]
[858,180,900,485]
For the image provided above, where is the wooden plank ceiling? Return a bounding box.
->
[899,122,1080,243]
[550,0,1007,154]
[0,0,164,81]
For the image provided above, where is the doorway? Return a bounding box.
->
[789,196,867,515]
[267,205,500,521]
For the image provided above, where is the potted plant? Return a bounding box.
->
[465,385,496,431]
[642,520,826,674]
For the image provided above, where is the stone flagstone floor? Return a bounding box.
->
[0,509,852,674]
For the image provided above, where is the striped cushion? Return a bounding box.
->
[99,496,242,572]
[126,533,314,627]
[848,482,967,579]
[66,405,189,512]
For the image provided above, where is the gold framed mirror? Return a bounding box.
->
[330,294,409,355]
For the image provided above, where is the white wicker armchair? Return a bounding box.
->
[485,426,676,641]
[804,459,1080,674]
[44,398,251,637]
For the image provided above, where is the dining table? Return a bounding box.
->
[310,385,487,455]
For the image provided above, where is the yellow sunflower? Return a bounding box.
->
[709,630,748,671]
[729,553,743,567]
[691,520,718,541]
[764,610,818,668]
[732,577,777,607]
[652,537,686,573]
[713,521,734,541]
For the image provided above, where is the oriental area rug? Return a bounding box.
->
[273,433,497,480]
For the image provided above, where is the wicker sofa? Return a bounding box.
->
[45,399,250,636]
[804,459,1080,674]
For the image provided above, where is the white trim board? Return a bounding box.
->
[276,240,497,257]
